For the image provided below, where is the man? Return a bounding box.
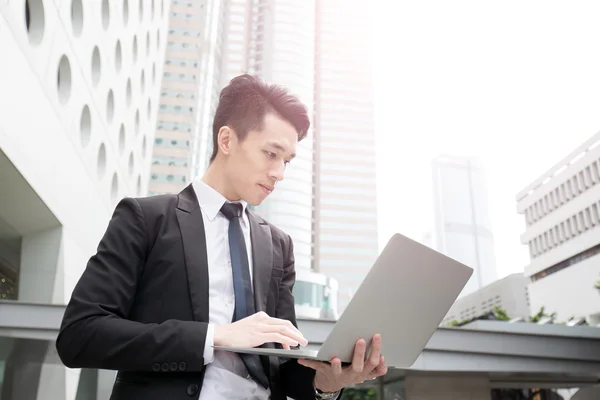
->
[56,74,387,399]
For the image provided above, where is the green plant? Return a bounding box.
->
[340,388,378,400]
[528,306,556,323]
[447,318,470,327]
[492,306,511,321]
[594,280,600,290]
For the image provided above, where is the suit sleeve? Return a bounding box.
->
[56,197,209,372]
[276,234,318,399]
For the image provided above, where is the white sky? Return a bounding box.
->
[370,1,600,278]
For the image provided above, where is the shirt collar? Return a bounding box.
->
[192,178,248,222]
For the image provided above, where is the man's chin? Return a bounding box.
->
[248,198,264,207]
[246,193,270,207]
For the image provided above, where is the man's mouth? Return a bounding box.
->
[259,184,274,194]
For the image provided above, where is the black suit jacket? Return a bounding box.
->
[56,184,316,400]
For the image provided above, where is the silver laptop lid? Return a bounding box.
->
[316,233,473,367]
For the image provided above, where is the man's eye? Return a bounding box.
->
[266,151,276,158]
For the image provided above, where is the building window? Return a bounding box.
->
[592,203,600,224]
[566,218,573,238]
[585,166,592,187]
[531,242,600,282]
[592,162,599,182]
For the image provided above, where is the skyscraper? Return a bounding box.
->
[432,155,498,297]
[214,0,379,312]
[148,0,225,195]
[219,0,316,271]
[313,0,379,311]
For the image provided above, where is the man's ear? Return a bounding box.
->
[217,126,236,156]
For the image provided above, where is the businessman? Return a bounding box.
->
[56,74,388,399]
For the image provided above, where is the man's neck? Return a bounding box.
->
[202,161,240,202]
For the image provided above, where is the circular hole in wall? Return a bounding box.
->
[128,152,134,176]
[115,40,122,72]
[110,173,119,203]
[91,46,101,86]
[80,105,92,148]
[106,90,115,123]
[126,78,132,106]
[123,0,129,26]
[101,0,110,30]
[119,124,126,155]
[132,35,138,63]
[135,110,140,136]
[97,143,107,179]
[25,0,45,45]
[71,0,84,37]
[57,55,72,104]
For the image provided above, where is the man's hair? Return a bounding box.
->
[209,74,310,163]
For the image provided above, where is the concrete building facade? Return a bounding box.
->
[0,0,169,397]
[432,155,498,297]
[442,273,530,326]
[516,131,600,324]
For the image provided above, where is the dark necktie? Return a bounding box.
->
[220,202,270,389]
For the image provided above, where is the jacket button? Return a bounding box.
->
[170,362,178,371]
[187,384,199,396]
[161,363,169,372]
[178,361,187,371]
[152,363,160,372]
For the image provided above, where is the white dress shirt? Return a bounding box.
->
[193,179,271,400]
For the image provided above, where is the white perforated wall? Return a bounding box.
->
[0,0,169,206]
[0,2,170,397]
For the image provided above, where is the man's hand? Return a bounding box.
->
[214,311,308,349]
[297,334,388,393]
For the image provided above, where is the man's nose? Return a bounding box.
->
[268,162,285,182]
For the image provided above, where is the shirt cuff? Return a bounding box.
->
[203,323,215,365]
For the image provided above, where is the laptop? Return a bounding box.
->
[213,233,473,368]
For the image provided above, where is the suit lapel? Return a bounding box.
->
[248,212,273,313]
[175,184,209,323]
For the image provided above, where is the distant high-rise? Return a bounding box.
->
[432,155,497,296]
[148,0,225,195]
[219,0,316,271]
[313,0,379,312]
[212,0,378,313]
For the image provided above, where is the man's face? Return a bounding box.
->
[225,113,298,206]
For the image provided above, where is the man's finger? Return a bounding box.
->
[366,334,382,371]
[375,355,388,376]
[350,338,367,373]
[263,332,299,347]
[270,324,308,346]
[265,316,303,333]
[368,356,387,379]
[330,358,343,378]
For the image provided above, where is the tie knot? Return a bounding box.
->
[220,202,243,220]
